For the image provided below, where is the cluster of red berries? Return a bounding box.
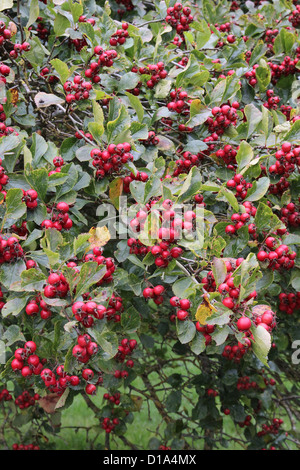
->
[269,57,299,84]
[40,66,59,84]
[64,76,93,104]
[41,202,72,231]
[84,248,116,285]
[70,36,88,52]
[226,173,253,200]
[226,201,257,237]
[169,296,191,321]
[15,390,40,410]
[269,176,291,196]
[177,56,189,68]
[25,295,52,320]
[143,285,165,305]
[72,300,106,328]
[280,104,293,120]
[48,156,65,176]
[0,63,11,84]
[206,104,238,136]
[159,445,172,450]
[75,129,94,141]
[44,272,69,299]
[41,364,80,396]
[85,47,117,82]
[82,368,102,395]
[0,21,12,46]
[103,391,121,406]
[195,322,215,345]
[214,22,231,33]
[134,62,168,89]
[278,291,300,315]
[102,417,120,433]
[0,388,12,402]
[0,157,9,193]
[257,237,296,271]
[30,18,49,41]
[238,415,252,428]
[237,376,258,391]
[167,88,190,116]
[222,342,251,363]
[123,170,149,193]
[215,144,238,169]
[264,28,279,50]
[139,131,160,146]
[289,5,300,27]
[207,388,219,397]
[165,4,194,37]
[114,338,137,376]
[110,23,129,46]
[127,238,150,257]
[91,142,133,179]
[106,294,124,323]
[9,41,31,59]
[115,0,134,13]
[0,236,23,264]
[11,341,44,377]
[12,443,40,451]
[72,334,98,364]
[253,309,277,333]
[78,15,96,26]
[244,65,258,87]
[202,262,231,293]
[0,122,16,139]
[22,189,38,210]
[263,89,280,110]
[257,418,283,437]
[280,201,300,227]
[173,151,204,176]
[11,221,28,237]
[270,142,300,180]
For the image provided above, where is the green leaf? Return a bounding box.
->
[0,0,13,11]
[26,0,40,28]
[176,320,196,344]
[245,177,270,202]
[54,13,71,37]
[21,269,46,292]
[121,306,141,333]
[2,189,26,229]
[50,59,70,84]
[125,92,144,122]
[75,262,106,299]
[251,325,271,366]
[25,167,49,202]
[187,99,211,127]
[2,325,25,347]
[255,59,271,92]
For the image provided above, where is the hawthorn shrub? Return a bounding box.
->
[0,0,299,452]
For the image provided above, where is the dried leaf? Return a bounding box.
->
[88,226,111,249]
[195,295,217,325]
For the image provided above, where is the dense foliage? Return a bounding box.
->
[0,0,300,451]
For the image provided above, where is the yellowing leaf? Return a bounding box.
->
[10,89,19,105]
[88,226,111,249]
[195,295,217,325]
[8,21,17,37]
[109,177,123,209]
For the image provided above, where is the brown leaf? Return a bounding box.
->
[38,393,61,414]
